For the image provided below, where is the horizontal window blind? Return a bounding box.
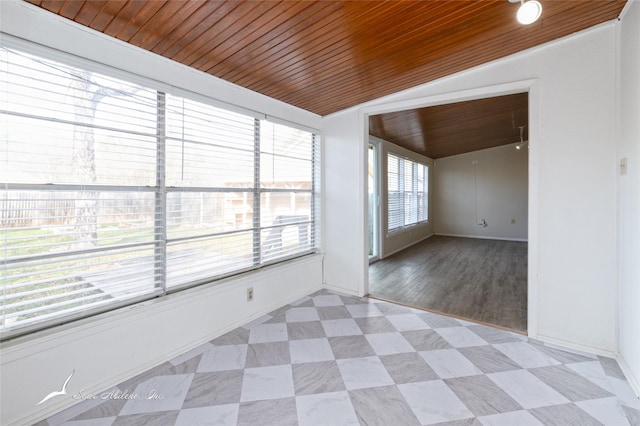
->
[1,44,320,339]
[387,153,429,232]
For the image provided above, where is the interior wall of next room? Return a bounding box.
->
[433,143,529,241]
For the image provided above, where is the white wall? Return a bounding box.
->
[373,136,435,258]
[617,0,640,396]
[323,23,618,355]
[0,2,324,425]
[433,143,528,240]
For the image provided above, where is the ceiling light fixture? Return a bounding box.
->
[514,0,542,25]
[516,126,528,150]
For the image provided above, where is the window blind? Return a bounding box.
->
[1,44,320,339]
[387,153,429,232]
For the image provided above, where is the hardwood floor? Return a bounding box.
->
[368,235,527,332]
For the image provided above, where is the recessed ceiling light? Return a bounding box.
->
[515,0,543,25]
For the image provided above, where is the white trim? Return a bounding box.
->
[536,334,617,358]
[618,0,637,21]
[617,353,640,398]
[434,233,528,242]
[323,284,362,297]
[360,79,539,338]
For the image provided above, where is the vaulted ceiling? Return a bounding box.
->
[26,0,626,158]
[26,0,626,117]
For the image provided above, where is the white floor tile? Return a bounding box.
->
[478,410,545,426]
[420,349,483,379]
[386,314,431,331]
[365,332,415,355]
[336,356,394,390]
[398,380,474,425]
[296,391,359,426]
[175,404,239,426]
[566,360,613,392]
[198,345,248,372]
[242,315,272,330]
[487,370,569,409]
[120,374,194,415]
[493,342,562,368]
[240,365,294,402]
[435,327,488,348]
[289,338,335,364]
[608,377,640,410]
[576,397,631,426]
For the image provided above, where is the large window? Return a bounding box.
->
[387,153,428,232]
[0,45,320,339]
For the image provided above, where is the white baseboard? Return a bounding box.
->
[535,334,617,358]
[617,353,640,398]
[435,233,528,242]
[323,283,362,297]
[382,233,434,259]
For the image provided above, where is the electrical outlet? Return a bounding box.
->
[247,287,254,302]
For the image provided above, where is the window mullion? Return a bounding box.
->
[252,118,261,266]
[155,91,167,290]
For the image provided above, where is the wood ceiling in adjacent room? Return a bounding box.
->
[369,93,529,159]
[26,0,626,116]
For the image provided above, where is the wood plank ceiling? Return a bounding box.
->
[26,0,626,117]
[25,0,625,158]
[370,93,529,159]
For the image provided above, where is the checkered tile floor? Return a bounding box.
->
[41,290,640,426]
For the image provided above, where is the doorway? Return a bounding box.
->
[365,90,531,333]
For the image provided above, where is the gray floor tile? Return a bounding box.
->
[444,375,522,416]
[317,305,352,320]
[380,352,438,383]
[40,289,639,426]
[182,371,243,408]
[349,385,420,425]
[529,365,613,401]
[286,307,320,322]
[292,361,346,395]
[402,329,453,351]
[353,316,396,334]
[111,411,180,426]
[237,398,298,426]
[467,325,525,344]
[622,405,640,425]
[529,403,603,426]
[328,335,376,359]
[287,321,326,340]
[175,404,239,426]
[599,356,627,380]
[245,341,291,367]
[374,302,413,315]
[211,327,250,346]
[457,345,522,373]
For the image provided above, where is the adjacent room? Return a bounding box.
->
[368,94,529,332]
[1,1,639,425]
